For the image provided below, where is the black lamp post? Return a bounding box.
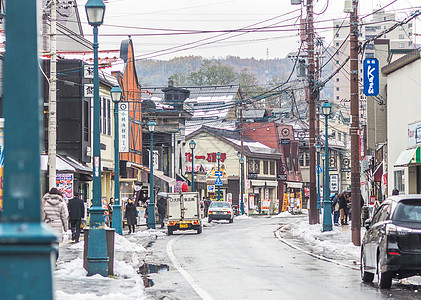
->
[189,140,196,192]
[85,0,108,277]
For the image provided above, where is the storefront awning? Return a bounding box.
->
[251,180,278,187]
[394,147,421,167]
[41,154,92,174]
[154,171,176,187]
[286,181,303,189]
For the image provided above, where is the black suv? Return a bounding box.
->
[361,195,421,289]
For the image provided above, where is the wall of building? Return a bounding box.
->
[386,58,421,194]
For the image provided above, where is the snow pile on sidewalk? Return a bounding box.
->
[54,230,155,300]
[276,211,361,264]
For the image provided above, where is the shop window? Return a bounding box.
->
[394,170,405,192]
[270,161,275,175]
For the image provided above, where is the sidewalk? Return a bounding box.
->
[274,210,421,285]
[54,226,164,300]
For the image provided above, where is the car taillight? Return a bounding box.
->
[209,211,213,214]
[192,220,199,225]
[386,224,412,235]
[227,211,231,214]
[389,251,400,256]
[169,221,176,226]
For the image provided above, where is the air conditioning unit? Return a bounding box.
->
[291,0,301,5]
[344,0,353,13]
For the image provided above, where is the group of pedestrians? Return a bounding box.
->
[330,191,350,226]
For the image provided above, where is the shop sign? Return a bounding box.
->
[56,173,73,202]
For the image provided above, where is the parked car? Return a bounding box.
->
[361,195,421,289]
[208,201,234,223]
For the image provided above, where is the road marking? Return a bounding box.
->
[274,227,360,271]
[167,236,214,300]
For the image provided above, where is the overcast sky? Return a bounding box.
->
[78,0,421,60]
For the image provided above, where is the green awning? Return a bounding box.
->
[394,147,421,167]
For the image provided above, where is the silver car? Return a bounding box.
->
[208,201,234,223]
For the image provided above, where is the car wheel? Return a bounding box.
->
[208,218,212,223]
[229,218,233,223]
[197,226,203,234]
[167,227,173,236]
[377,255,392,289]
[361,248,374,283]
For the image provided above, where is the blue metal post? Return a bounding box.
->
[240,158,244,215]
[87,25,108,276]
[148,131,156,229]
[0,1,57,298]
[191,147,195,192]
[112,96,122,235]
[322,114,332,232]
[217,155,221,201]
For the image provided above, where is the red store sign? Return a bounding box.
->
[185,152,226,163]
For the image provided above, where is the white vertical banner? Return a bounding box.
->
[118,102,129,152]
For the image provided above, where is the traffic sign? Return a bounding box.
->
[215,176,223,186]
[214,171,223,177]
[316,165,323,174]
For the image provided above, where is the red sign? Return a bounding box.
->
[186,152,226,162]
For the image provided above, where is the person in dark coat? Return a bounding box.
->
[204,197,211,217]
[67,191,85,243]
[338,192,348,225]
[392,187,399,195]
[125,198,138,234]
[157,196,167,228]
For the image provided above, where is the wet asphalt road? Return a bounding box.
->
[146,216,421,300]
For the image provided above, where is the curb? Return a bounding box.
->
[274,226,360,271]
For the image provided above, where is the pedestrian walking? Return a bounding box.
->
[157,196,167,228]
[125,198,138,234]
[331,193,340,226]
[392,187,399,195]
[67,191,85,243]
[338,191,348,225]
[43,187,69,259]
[204,197,211,217]
[108,197,114,226]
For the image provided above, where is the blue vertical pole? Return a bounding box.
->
[148,132,156,229]
[217,158,221,201]
[87,25,108,276]
[112,101,122,235]
[0,1,57,298]
[191,148,195,192]
[323,115,332,231]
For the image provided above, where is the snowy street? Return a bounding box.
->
[55,212,421,300]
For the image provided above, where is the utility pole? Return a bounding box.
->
[48,0,57,190]
[350,0,361,246]
[307,0,318,225]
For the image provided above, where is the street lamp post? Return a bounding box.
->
[189,140,196,192]
[239,157,245,215]
[322,102,333,232]
[148,121,156,229]
[316,144,321,220]
[111,86,123,235]
[216,152,222,201]
[85,0,108,277]
[0,2,57,298]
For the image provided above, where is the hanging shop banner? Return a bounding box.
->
[363,58,379,96]
[330,174,339,192]
[118,102,129,153]
[56,173,73,202]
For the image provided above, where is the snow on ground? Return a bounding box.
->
[276,210,361,264]
[54,229,164,300]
